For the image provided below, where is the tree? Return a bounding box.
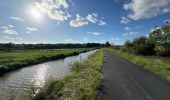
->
[0,43,102,50]
[133,37,155,55]
[122,36,155,55]
[161,21,170,44]
[122,20,170,56]
[149,26,161,44]
[122,40,133,53]
[148,21,170,56]
[105,41,111,47]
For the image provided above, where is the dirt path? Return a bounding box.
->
[99,49,170,100]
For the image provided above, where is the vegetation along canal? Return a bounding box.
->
[0,50,97,99]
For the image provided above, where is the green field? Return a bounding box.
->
[35,49,104,100]
[0,48,92,75]
[109,48,170,80]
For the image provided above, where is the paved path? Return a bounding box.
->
[100,49,170,100]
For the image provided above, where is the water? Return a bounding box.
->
[0,50,97,99]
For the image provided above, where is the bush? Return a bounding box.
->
[155,44,170,56]
[121,20,170,56]
[105,41,111,47]
[121,40,134,53]
[122,37,155,55]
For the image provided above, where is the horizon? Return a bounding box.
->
[0,0,170,45]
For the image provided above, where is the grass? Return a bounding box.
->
[0,48,93,75]
[146,56,170,64]
[108,48,170,80]
[34,49,104,100]
[69,58,89,72]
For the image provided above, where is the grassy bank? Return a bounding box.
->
[34,49,103,100]
[108,48,170,80]
[0,48,93,75]
[146,56,170,64]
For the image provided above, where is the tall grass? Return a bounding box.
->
[7,78,56,100]
[109,48,170,80]
[69,58,89,72]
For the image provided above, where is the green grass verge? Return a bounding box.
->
[34,49,104,100]
[108,48,170,80]
[0,48,93,75]
[146,56,170,64]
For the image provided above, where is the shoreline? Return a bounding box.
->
[0,49,95,76]
[34,49,103,99]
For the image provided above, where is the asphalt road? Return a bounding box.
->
[99,49,170,100]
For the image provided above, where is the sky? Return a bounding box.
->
[0,0,170,45]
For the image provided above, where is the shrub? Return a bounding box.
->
[155,44,170,56]
[122,37,155,55]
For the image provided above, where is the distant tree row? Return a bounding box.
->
[0,42,113,50]
[122,20,170,56]
[0,43,105,50]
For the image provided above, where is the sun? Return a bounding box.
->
[28,6,43,20]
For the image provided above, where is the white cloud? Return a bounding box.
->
[70,13,106,27]
[10,17,24,21]
[26,27,38,33]
[83,37,88,42]
[64,38,79,43]
[120,16,130,24]
[3,36,23,40]
[86,13,98,23]
[34,0,71,21]
[88,32,102,36]
[68,0,75,6]
[3,36,10,39]
[8,25,14,28]
[111,37,119,41]
[3,36,14,40]
[0,26,8,29]
[26,27,37,31]
[125,27,130,31]
[150,26,161,32]
[3,29,18,35]
[86,13,106,25]
[70,14,89,27]
[16,37,23,40]
[123,0,170,20]
[122,32,138,36]
[98,20,106,26]
[102,40,106,43]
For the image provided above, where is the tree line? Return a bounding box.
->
[121,20,170,56]
[0,42,114,50]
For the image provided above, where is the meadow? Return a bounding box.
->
[0,48,93,75]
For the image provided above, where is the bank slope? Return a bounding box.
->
[0,48,93,75]
[34,49,103,100]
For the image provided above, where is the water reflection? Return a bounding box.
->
[33,64,47,86]
[0,50,97,99]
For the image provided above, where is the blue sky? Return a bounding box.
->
[0,0,170,45]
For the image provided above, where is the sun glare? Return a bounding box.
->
[29,7,42,21]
